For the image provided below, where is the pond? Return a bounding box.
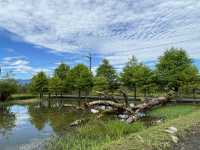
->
[0,102,88,150]
[0,100,164,150]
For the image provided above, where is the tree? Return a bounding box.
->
[156,48,199,96]
[96,59,118,92]
[0,79,18,101]
[67,64,93,98]
[30,72,48,98]
[93,76,109,93]
[54,63,70,80]
[121,56,153,99]
[48,76,63,96]
[54,63,70,94]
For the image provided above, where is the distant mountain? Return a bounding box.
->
[17,79,31,85]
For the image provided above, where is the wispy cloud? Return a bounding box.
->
[0,0,200,67]
[0,56,51,76]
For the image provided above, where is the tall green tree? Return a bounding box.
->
[93,76,109,93]
[30,72,48,98]
[54,63,70,80]
[156,48,199,95]
[121,56,153,98]
[54,63,70,94]
[67,64,93,98]
[96,59,118,92]
[48,76,63,95]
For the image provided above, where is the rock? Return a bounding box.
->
[91,109,99,114]
[118,114,129,119]
[70,119,85,127]
[129,103,135,108]
[171,135,179,143]
[106,106,113,110]
[126,116,137,124]
[169,126,178,133]
[165,126,178,134]
[137,112,146,117]
[95,106,106,110]
[120,119,126,122]
[100,106,106,110]
[155,119,162,124]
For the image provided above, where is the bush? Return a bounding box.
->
[0,79,18,101]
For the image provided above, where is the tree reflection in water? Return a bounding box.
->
[0,105,16,137]
[28,104,89,134]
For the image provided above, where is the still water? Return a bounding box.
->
[0,103,87,150]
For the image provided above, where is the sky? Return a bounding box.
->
[0,0,200,79]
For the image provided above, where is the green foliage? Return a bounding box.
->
[29,72,48,94]
[96,59,119,92]
[54,63,70,80]
[48,76,63,94]
[0,79,18,101]
[67,64,93,95]
[121,56,153,92]
[93,76,109,92]
[156,48,199,93]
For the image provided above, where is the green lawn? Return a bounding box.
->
[147,104,200,120]
[46,104,200,150]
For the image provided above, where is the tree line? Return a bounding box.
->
[29,48,200,99]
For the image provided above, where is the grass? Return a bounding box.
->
[46,104,200,150]
[0,94,39,105]
[9,93,37,101]
[46,119,145,150]
[147,104,200,120]
[103,109,200,150]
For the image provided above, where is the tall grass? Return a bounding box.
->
[46,119,144,150]
[46,104,200,150]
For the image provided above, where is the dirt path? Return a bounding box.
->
[173,126,200,150]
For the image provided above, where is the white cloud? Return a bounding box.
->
[0,56,52,76]
[0,0,200,66]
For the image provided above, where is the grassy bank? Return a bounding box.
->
[9,94,37,101]
[46,104,200,150]
[103,106,200,150]
[0,94,39,105]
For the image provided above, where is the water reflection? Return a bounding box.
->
[0,105,16,137]
[0,103,88,150]
[28,104,87,134]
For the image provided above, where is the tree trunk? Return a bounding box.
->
[144,88,147,98]
[193,89,196,99]
[119,89,129,107]
[78,89,81,106]
[48,93,51,108]
[174,87,179,98]
[134,86,137,100]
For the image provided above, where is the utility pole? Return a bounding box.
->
[86,53,92,72]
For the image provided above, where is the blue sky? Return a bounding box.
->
[0,0,200,79]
